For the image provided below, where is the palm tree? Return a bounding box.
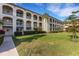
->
[66,11,79,41]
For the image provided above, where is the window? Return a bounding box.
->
[16,19,23,27]
[26,21,31,30]
[33,22,37,31]
[3,5,13,15]
[50,18,52,22]
[3,17,13,25]
[16,9,23,17]
[33,15,37,20]
[16,27,23,32]
[39,23,42,27]
[50,24,52,31]
[26,12,31,19]
[34,22,37,28]
[39,16,42,21]
[39,23,42,31]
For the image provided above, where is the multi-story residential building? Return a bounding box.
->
[0,3,63,35]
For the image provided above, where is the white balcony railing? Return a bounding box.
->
[16,14,23,17]
[26,27,31,30]
[16,23,23,27]
[3,11,13,15]
[3,23,13,26]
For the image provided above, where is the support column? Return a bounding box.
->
[24,12,26,31]
[42,18,48,32]
[42,13,50,32]
[0,4,3,29]
[31,14,34,31]
[47,18,50,32]
[37,16,39,31]
[13,7,16,35]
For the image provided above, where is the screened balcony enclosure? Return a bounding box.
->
[26,12,31,19]
[16,19,24,27]
[3,17,13,26]
[16,9,23,17]
[33,15,37,20]
[3,5,13,15]
[26,21,31,30]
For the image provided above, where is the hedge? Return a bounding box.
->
[14,32,22,36]
[0,30,5,34]
[0,30,5,46]
[14,31,46,36]
[0,36,4,46]
[24,31,46,35]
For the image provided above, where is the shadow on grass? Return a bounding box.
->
[13,34,46,46]
[68,35,79,42]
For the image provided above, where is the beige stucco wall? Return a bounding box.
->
[0,3,63,35]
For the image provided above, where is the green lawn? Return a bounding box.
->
[13,32,79,56]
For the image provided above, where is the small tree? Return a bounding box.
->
[66,11,79,41]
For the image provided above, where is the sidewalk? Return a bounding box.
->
[0,36,18,56]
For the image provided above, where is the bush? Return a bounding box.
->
[0,30,5,34]
[50,31,59,33]
[24,31,35,35]
[0,36,4,46]
[14,32,22,36]
[14,31,46,36]
[37,31,46,33]
[0,30,5,46]
[24,31,46,35]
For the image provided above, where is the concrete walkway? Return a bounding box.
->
[0,36,18,56]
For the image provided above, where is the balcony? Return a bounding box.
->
[3,11,13,15]
[16,9,23,17]
[33,27,38,31]
[26,21,31,30]
[39,16,42,21]
[3,22,13,26]
[16,23,23,27]
[3,5,13,15]
[33,15,37,20]
[16,27,23,32]
[16,19,24,27]
[3,17,13,26]
[16,13,23,17]
[26,27,31,30]
[26,12,31,19]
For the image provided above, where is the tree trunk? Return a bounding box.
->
[72,20,77,41]
[72,31,76,41]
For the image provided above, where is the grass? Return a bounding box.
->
[13,32,79,56]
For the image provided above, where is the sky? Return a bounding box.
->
[15,3,79,21]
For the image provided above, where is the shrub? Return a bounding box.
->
[14,32,22,36]
[0,36,4,46]
[50,31,59,33]
[24,31,35,35]
[0,30,5,34]
[37,31,46,33]
[24,31,46,35]
[14,31,46,36]
[0,30,5,46]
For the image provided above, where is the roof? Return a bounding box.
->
[8,3,42,16]
[8,3,62,22]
